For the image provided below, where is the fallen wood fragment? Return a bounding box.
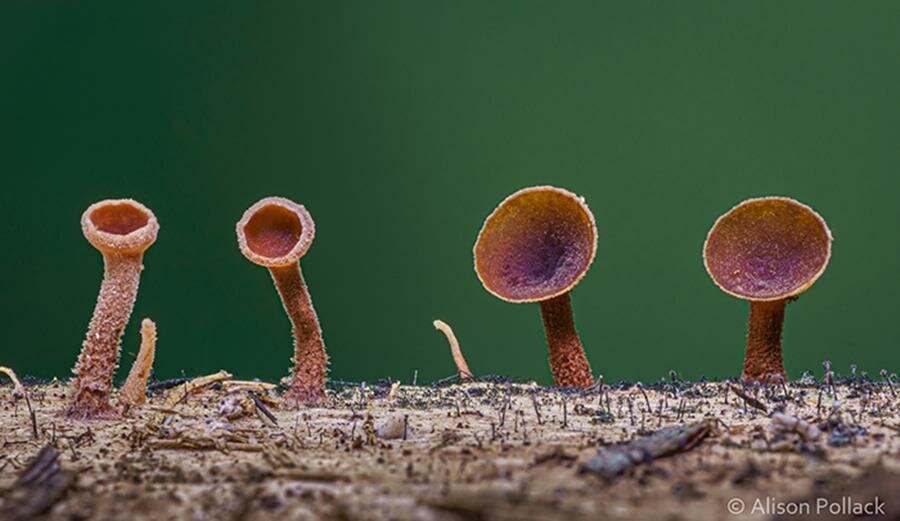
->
[222,380,277,392]
[147,377,191,392]
[147,439,263,453]
[580,419,715,480]
[1,445,75,521]
[248,391,278,426]
[152,370,233,424]
[770,412,821,441]
[729,384,768,413]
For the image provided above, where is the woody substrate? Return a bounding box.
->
[1,375,898,521]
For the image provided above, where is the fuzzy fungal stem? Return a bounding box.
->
[68,199,158,419]
[539,294,593,388]
[270,265,328,405]
[742,300,787,381]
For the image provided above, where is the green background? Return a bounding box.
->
[2,2,898,385]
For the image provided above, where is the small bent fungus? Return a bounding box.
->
[474,186,597,388]
[703,197,832,382]
[119,318,157,409]
[68,199,159,419]
[236,196,327,406]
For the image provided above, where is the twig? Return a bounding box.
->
[248,391,278,426]
[152,370,233,424]
[147,377,191,392]
[147,440,263,452]
[729,384,768,413]
[222,380,277,393]
[3,445,75,520]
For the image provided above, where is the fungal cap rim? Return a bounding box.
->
[236,196,316,268]
[702,195,833,302]
[473,185,598,304]
[81,198,159,255]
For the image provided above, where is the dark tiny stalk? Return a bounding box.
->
[825,371,836,397]
[25,392,38,439]
[881,369,896,397]
[636,382,652,412]
[248,391,278,426]
[668,370,679,397]
[531,391,544,425]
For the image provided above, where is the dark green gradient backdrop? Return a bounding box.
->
[2,2,899,385]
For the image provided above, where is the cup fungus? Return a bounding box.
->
[68,199,159,419]
[703,197,832,382]
[474,186,597,388]
[236,196,327,406]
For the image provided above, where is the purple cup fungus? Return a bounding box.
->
[703,197,832,382]
[236,196,327,406]
[67,199,159,419]
[474,186,597,388]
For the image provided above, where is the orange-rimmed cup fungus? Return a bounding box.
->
[67,199,159,419]
[474,186,597,388]
[236,196,327,406]
[703,197,832,382]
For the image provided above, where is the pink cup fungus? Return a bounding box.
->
[67,199,159,419]
[474,186,597,388]
[703,197,832,382]
[236,196,327,406]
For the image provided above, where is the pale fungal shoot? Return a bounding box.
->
[387,381,401,401]
[119,318,158,409]
[1,365,37,438]
[434,319,474,380]
[1,366,25,399]
[0,366,26,399]
[68,199,159,419]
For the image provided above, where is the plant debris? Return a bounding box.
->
[1,446,75,521]
[580,419,715,480]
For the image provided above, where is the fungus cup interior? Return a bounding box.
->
[89,203,151,236]
[243,205,304,260]
[476,188,596,302]
[704,198,831,300]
